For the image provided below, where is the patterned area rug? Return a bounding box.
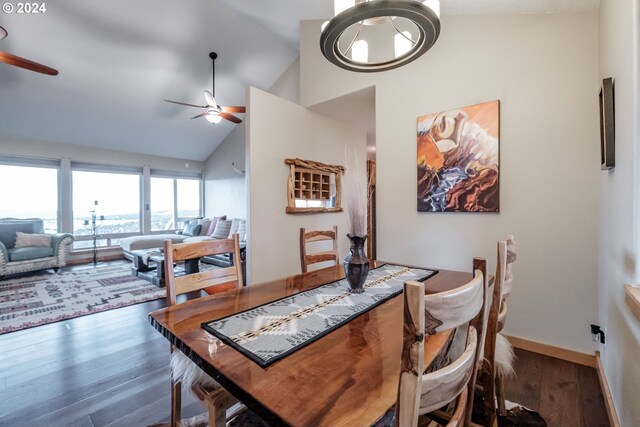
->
[0,263,166,334]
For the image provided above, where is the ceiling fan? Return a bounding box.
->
[164,52,245,125]
[0,26,59,76]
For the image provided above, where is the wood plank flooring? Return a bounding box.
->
[0,262,609,426]
[503,348,610,427]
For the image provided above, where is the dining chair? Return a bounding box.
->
[478,235,517,423]
[395,259,487,427]
[299,225,339,273]
[164,234,243,427]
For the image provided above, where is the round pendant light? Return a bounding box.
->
[320,0,440,72]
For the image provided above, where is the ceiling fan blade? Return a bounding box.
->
[221,106,246,113]
[0,51,58,76]
[190,112,209,120]
[204,91,216,107]
[220,112,242,124]
[164,99,207,108]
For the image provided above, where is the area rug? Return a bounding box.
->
[0,263,167,334]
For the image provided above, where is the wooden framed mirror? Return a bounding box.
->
[285,158,344,214]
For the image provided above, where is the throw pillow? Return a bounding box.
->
[228,218,241,237]
[182,223,202,237]
[198,219,211,236]
[211,219,232,239]
[206,215,227,236]
[236,220,247,242]
[15,232,52,248]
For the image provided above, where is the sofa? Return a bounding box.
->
[120,217,246,268]
[0,218,74,280]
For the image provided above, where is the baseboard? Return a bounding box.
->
[67,249,125,265]
[505,335,596,368]
[596,351,621,427]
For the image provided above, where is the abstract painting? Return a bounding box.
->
[417,100,500,212]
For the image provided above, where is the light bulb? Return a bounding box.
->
[206,113,222,124]
[395,31,413,58]
[423,0,440,18]
[352,40,368,63]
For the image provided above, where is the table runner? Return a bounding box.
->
[201,264,437,367]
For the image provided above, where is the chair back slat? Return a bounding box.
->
[305,230,336,242]
[299,225,339,273]
[173,266,241,296]
[423,271,484,334]
[172,239,237,261]
[419,327,477,414]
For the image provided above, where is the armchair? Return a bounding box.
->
[0,218,74,280]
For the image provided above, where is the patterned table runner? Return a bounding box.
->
[201,264,437,367]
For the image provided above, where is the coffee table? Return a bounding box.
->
[130,248,199,288]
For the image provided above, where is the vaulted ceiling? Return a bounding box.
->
[0,0,599,161]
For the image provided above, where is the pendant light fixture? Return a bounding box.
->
[320,0,440,72]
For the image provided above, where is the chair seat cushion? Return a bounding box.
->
[8,246,54,261]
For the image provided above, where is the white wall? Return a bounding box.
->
[247,87,366,284]
[598,0,640,425]
[203,125,246,219]
[300,13,600,353]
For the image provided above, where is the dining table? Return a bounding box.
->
[148,261,472,427]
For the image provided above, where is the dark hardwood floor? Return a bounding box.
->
[503,348,609,427]
[0,262,609,426]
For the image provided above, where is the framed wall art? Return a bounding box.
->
[417,100,500,212]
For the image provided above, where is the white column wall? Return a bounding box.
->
[246,87,366,284]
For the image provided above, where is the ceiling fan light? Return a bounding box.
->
[206,113,222,124]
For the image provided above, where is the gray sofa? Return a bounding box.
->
[0,218,74,280]
[120,218,246,268]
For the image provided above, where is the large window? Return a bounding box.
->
[150,175,201,231]
[0,159,59,233]
[72,167,141,248]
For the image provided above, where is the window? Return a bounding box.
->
[150,173,202,231]
[72,166,141,248]
[0,158,59,233]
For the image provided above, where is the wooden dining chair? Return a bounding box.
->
[299,225,339,273]
[164,234,243,427]
[395,259,487,427]
[478,235,517,423]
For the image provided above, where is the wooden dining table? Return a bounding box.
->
[148,261,472,427]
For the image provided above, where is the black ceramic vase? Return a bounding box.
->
[344,233,369,294]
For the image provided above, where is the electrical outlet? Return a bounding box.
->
[590,324,606,346]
